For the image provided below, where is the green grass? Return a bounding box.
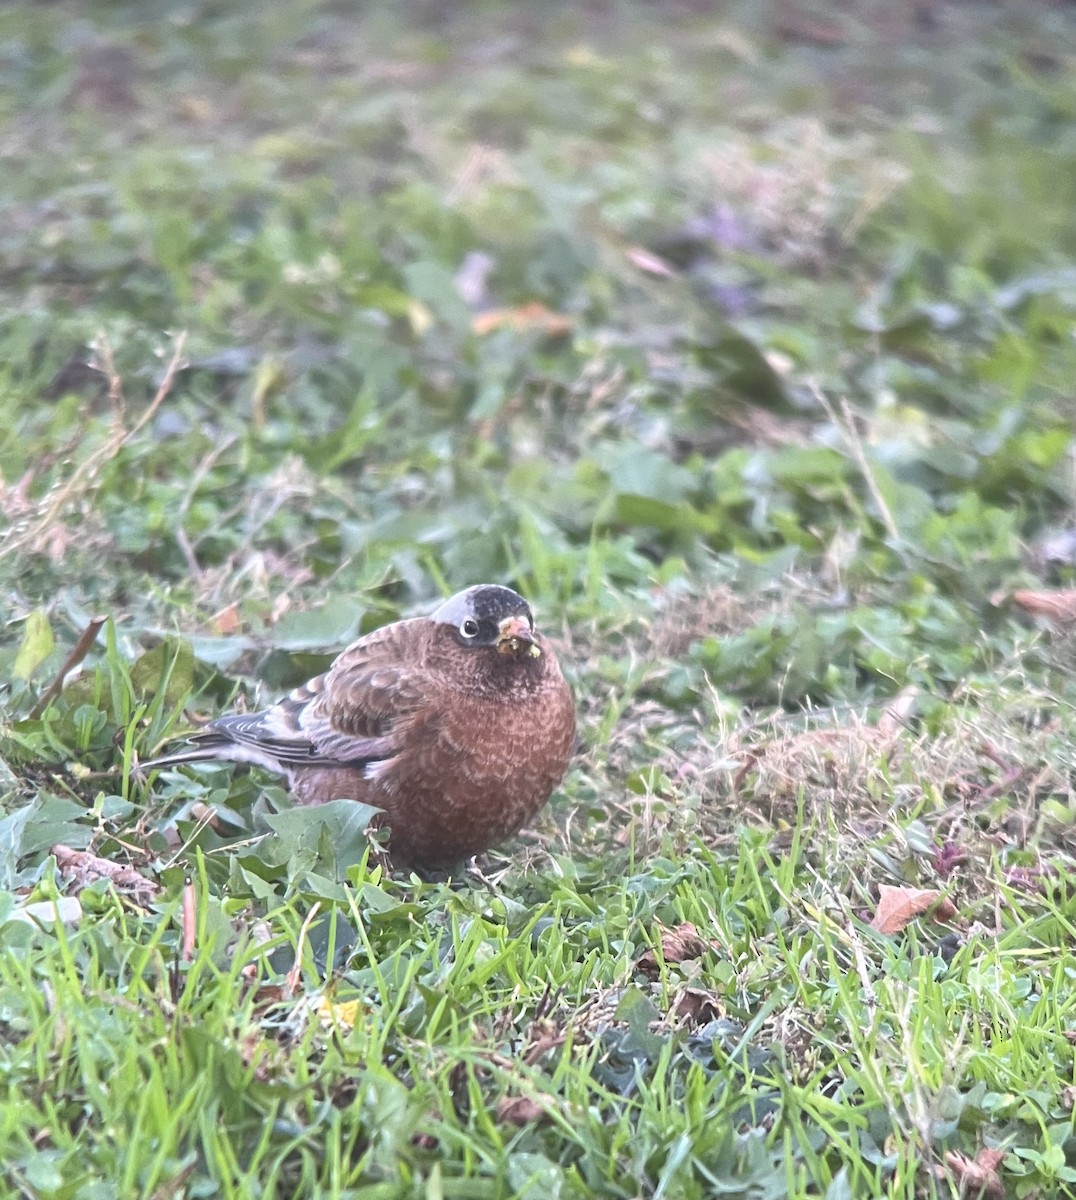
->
[4,1,1076,1195]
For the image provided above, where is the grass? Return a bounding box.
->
[4,0,1076,1195]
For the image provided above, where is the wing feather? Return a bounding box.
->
[167,618,430,773]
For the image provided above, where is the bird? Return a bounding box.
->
[143,584,576,869]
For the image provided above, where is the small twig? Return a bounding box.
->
[174,526,203,582]
[286,902,322,995]
[173,433,238,584]
[0,331,188,561]
[29,614,107,718]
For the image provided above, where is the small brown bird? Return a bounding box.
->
[145,585,575,868]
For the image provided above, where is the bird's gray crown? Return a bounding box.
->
[431,585,533,629]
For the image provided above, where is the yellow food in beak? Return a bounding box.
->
[496,615,541,657]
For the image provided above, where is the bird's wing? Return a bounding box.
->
[193,617,430,771]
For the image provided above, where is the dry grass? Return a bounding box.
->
[704,118,908,268]
[0,334,187,566]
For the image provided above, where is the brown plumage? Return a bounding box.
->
[144,585,575,868]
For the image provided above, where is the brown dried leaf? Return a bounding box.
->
[236,1032,277,1083]
[52,844,161,904]
[636,921,715,976]
[247,982,293,1018]
[495,1095,548,1126]
[521,1028,566,1067]
[869,885,956,934]
[931,1148,1005,1200]
[212,603,241,634]
[1010,588,1076,624]
[673,986,724,1025]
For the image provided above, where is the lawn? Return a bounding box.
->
[3,1,1076,1196]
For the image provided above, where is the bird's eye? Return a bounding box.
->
[460,618,480,639]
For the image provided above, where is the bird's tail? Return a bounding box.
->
[140,735,233,772]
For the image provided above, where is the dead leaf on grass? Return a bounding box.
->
[869,885,956,934]
[636,921,717,976]
[236,1032,279,1083]
[520,1022,566,1067]
[495,1095,549,1126]
[52,844,161,905]
[931,1147,1005,1200]
[673,986,724,1025]
[212,603,241,634]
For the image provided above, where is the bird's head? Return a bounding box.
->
[432,585,542,660]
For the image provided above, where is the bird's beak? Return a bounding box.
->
[497,615,541,657]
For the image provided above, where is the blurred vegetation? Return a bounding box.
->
[3,1,1076,1196]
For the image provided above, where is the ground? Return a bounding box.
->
[2,2,1076,1196]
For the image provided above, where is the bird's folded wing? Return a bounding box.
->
[224,622,429,768]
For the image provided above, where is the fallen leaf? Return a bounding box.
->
[673,986,724,1025]
[521,1020,566,1067]
[52,844,161,905]
[931,1148,1005,1200]
[495,1096,548,1126]
[212,603,241,634]
[636,921,716,976]
[1010,588,1076,624]
[472,302,572,338]
[235,1031,284,1082]
[869,885,956,934]
[247,982,293,1018]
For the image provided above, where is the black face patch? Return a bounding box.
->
[431,585,534,637]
